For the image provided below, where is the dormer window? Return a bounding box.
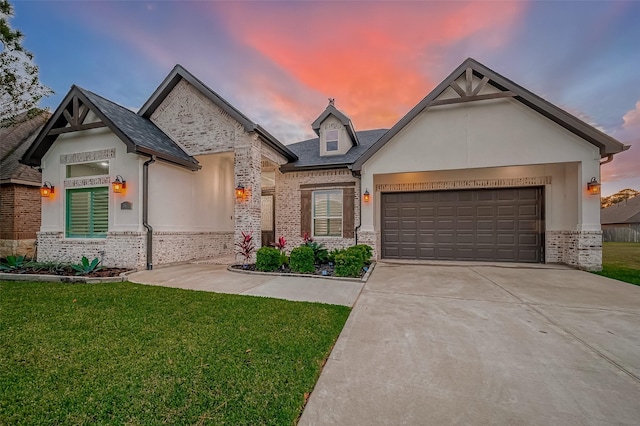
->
[326,129,339,151]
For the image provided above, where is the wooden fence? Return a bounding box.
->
[602,223,640,243]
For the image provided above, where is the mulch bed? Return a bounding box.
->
[1,267,129,278]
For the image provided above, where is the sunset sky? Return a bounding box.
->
[11,0,640,195]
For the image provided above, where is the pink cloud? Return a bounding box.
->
[602,100,640,191]
[209,1,527,131]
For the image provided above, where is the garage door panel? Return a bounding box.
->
[381,187,543,263]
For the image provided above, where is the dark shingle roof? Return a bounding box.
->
[22,86,200,170]
[601,196,640,224]
[78,88,199,169]
[1,110,49,183]
[282,129,388,171]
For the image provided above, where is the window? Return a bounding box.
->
[66,187,108,238]
[313,190,342,237]
[326,129,339,151]
[66,161,109,178]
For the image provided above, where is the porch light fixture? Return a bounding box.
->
[112,175,126,193]
[363,189,371,203]
[587,177,601,195]
[40,181,54,197]
[235,184,245,200]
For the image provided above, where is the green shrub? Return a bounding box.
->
[327,248,344,264]
[280,253,289,267]
[71,256,102,276]
[335,249,364,278]
[351,244,373,263]
[290,246,315,274]
[256,247,281,272]
[303,240,329,264]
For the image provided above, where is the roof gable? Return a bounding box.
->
[139,65,297,162]
[311,102,359,146]
[601,196,640,224]
[0,110,49,184]
[21,86,200,170]
[353,58,629,172]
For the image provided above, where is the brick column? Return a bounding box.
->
[234,135,262,261]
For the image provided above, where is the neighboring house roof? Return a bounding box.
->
[0,110,50,185]
[352,58,629,172]
[282,129,388,171]
[139,64,297,162]
[311,103,359,146]
[601,196,640,225]
[21,86,200,171]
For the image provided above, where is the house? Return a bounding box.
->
[21,58,629,271]
[1,110,50,257]
[601,196,640,243]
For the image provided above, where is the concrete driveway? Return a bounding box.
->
[300,263,640,425]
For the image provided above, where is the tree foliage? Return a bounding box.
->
[0,0,52,124]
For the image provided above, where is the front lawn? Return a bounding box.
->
[0,281,350,425]
[594,242,640,286]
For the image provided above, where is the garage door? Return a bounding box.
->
[381,187,543,263]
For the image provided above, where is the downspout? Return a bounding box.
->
[352,169,362,245]
[600,154,614,165]
[143,155,156,270]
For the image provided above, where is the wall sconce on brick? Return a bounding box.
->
[235,184,246,201]
[587,177,601,196]
[112,175,126,193]
[363,189,371,203]
[40,181,54,197]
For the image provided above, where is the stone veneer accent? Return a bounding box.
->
[355,230,379,259]
[546,230,602,271]
[152,231,234,265]
[150,79,243,156]
[375,176,551,193]
[276,169,360,251]
[60,148,115,164]
[36,231,146,269]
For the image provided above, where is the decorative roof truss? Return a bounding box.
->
[48,95,106,135]
[429,67,516,107]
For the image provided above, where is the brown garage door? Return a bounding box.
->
[381,187,543,263]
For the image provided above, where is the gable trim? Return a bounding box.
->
[352,58,629,171]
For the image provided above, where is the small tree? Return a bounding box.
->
[0,0,52,124]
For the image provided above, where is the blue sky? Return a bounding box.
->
[11,0,640,195]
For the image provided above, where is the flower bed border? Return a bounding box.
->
[0,270,135,283]
[227,261,376,283]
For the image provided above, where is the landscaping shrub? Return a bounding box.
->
[302,232,329,264]
[351,244,373,263]
[334,248,364,278]
[256,247,281,272]
[327,248,344,264]
[290,246,315,273]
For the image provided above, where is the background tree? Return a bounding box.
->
[1,0,52,124]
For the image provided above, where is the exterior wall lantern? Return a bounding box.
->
[235,184,246,200]
[40,181,54,197]
[587,177,601,196]
[363,189,371,203]
[112,175,126,193]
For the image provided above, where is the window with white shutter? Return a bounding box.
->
[313,190,342,237]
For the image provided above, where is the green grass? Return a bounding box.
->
[594,242,640,286]
[0,281,350,425]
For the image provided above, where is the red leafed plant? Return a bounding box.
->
[303,232,313,244]
[274,236,287,253]
[235,231,256,267]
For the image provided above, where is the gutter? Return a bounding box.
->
[600,154,614,165]
[352,168,362,245]
[143,155,156,270]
